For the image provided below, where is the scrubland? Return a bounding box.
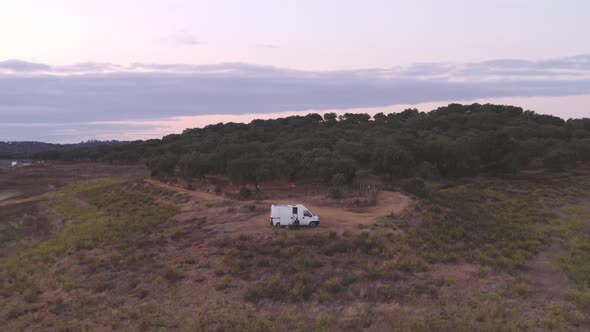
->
[1,163,590,331]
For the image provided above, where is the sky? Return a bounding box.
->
[1,0,589,142]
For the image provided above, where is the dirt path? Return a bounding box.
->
[0,191,19,202]
[144,178,412,232]
[245,191,412,231]
[526,238,575,301]
[0,194,45,207]
[144,179,224,202]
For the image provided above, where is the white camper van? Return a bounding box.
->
[270,204,320,227]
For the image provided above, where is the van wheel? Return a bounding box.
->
[275,223,281,228]
[309,221,318,227]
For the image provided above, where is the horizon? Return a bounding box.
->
[1,99,589,145]
[1,0,589,142]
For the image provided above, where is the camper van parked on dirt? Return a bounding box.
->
[270,204,320,227]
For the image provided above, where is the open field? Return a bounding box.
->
[1,163,590,330]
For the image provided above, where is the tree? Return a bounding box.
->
[147,152,178,177]
[373,112,387,123]
[227,157,274,185]
[323,112,337,126]
[543,145,577,170]
[372,143,416,180]
[328,173,346,199]
[401,178,427,197]
[178,151,212,181]
[571,139,590,162]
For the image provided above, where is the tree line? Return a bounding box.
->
[35,104,590,185]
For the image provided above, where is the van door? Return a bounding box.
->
[292,206,299,225]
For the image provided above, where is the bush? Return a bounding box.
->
[543,146,577,170]
[397,254,428,273]
[377,286,397,301]
[324,277,342,293]
[146,152,178,177]
[164,267,185,282]
[289,273,316,301]
[245,278,287,301]
[401,178,427,197]
[572,289,590,310]
[331,173,346,187]
[214,184,222,194]
[239,186,252,200]
[328,186,343,199]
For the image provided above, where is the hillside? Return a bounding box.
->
[1,161,589,330]
[0,140,125,159]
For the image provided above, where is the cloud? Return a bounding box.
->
[1,54,590,142]
[167,29,201,46]
[256,43,279,49]
[53,62,124,73]
[0,59,51,72]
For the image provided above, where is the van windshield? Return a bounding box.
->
[303,210,313,217]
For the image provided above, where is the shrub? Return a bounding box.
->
[22,282,41,303]
[328,186,343,199]
[572,289,590,310]
[164,267,185,282]
[239,186,252,200]
[331,173,347,187]
[397,254,428,273]
[48,298,66,315]
[377,286,397,301]
[214,184,222,194]
[324,277,342,293]
[289,273,316,301]
[543,146,577,170]
[401,178,427,197]
[214,277,232,290]
[245,278,287,302]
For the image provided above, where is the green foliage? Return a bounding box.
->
[324,277,342,292]
[214,184,222,194]
[331,173,347,187]
[177,151,212,180]
[239,186,252,200]
[401,178,427,197]
[245,278,287,301]
[328,186,343,199]
[543,145,577,170]
[45,104,590,182]
[146,152,178,177]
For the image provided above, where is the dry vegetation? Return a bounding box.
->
[1,163,590,331]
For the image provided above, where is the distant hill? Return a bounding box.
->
[0,140,126,159]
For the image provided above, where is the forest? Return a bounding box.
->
[35,103,590,186]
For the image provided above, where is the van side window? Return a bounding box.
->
[292,207,298,214]
[303,210,312,217]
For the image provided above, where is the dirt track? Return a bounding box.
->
[144,179,224,202]
[145,179,413,232]
[247,191,412,231]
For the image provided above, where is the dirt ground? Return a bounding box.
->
[144,178,413,233]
